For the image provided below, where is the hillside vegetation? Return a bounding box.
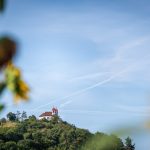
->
[0,114,135,150]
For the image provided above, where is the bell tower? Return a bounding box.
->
[52,107,58,115]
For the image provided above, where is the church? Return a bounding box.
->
[39,107,58,120]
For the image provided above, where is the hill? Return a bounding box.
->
[0,115,135,150]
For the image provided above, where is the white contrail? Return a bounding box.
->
[58,68,129,109]
[59,100,73,108]
[32,67,129,111]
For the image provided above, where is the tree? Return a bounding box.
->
[81,132,124,150]
[21,111,27,121]
[0,118,6,125]
[124,137,135,150]
[51,115,60,124]
[16,111,21,121]
[28,115,36,121]
[5,129,23,142]
[7,112,16,121]
[0,115,135,150]
[24,132,32,140]
[17,139,41,150]
[3,141,17,150]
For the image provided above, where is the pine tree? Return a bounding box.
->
[124,137,135,150]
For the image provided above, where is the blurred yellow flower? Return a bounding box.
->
[4,62,30,102]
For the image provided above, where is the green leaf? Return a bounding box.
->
[0,0,4,12]
[0,82,6,95]
[0,104,4,112]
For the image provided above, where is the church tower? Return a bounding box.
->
[52,107,58,115]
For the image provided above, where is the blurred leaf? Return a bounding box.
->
[145,120,150,130]
[113,126,142,136]
[5,62,30,102]
[81,133,124,150]
[0,104,4,112]
[0,82,6,95]
[0,0,4,12]
[0,37,16,68]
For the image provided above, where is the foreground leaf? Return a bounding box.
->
[0,104,4,112]
[5,62,30,102]
[0,37,16,68]
[0,0,4,12]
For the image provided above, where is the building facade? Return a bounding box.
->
[39,107,58,120]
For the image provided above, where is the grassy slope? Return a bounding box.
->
[0,121,17,128]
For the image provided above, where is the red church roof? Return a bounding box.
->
[39,112,52,117]
[39,107,58,118]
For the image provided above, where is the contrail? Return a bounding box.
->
[58,68,128,109]
[32,67,130,111]
[59,100,73,108]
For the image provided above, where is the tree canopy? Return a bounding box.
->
[0,112,135,150]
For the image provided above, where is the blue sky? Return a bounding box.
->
[1,0,150,149]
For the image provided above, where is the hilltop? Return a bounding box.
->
[0,114,135,150]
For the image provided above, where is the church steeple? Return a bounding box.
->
[52,107,58,115]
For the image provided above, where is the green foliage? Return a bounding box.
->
[6,112,16,121]
[28,115,36,121]
[0,118,6,124]
[17,139,41,150]
[124,137,135,150]
[1,141,17,150]
[5,129,23,142]
[5,63,30,102]
[0,114,134,150]
[81,132,124,150]
[16,111,21,121]
[0,82,6,95]
[21,111,27,121]
[0,36,29,112]
[0,104,4,112]
[0,0,4,12]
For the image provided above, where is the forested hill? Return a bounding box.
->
[0,114,135,150]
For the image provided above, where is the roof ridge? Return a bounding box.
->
[39,111,52,117]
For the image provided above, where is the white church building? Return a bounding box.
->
[39,107,58,120]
